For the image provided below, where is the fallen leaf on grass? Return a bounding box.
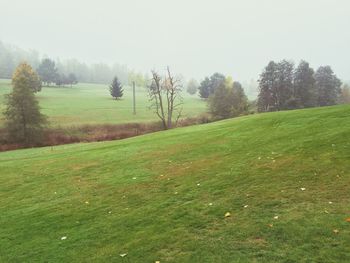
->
[244,205,248,208]
[333,229,339,234]
[225,212,231,218]
[85,201,89,204]
[300,188,306,191]
[268,224,273,228]
[346,218,350,223]
[61,236,67,240]
[274,216,279,220]
[120,253,127,257]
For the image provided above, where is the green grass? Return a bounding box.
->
[1,105,350,262]
[0,79,206,127]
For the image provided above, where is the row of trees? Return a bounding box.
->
[257,60,343,112]
[37,58,78,87]
[0,40,146,85]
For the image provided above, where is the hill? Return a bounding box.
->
[0,79,206,127]
[0,105,349,262]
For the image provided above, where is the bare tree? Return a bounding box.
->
[148,67,183,130]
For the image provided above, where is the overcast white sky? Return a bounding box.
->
[0,0,349,81]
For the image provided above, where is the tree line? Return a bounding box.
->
[0,40,148,86]
[257,60,343,112]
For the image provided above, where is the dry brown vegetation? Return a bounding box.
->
[0,114,212,152]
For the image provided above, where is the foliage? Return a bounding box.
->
[198,77,211,99]
[258,60,342,112]
[208,80,248,119]
[128,70,149,88]
[37,58,58,86]
[3,63,47,145]
[0,40,130,85]
[199,73,226,99]
[293,60,316,108]
[186,79,198,95]
[109,77,124,99]
[314,66,342,106]
[55,73,78,87]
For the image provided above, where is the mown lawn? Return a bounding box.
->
[0,105,349,262]
[0,79,206,127]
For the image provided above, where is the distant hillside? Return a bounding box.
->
[0,105,349,262]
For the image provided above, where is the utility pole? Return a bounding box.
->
[132,81,136,115]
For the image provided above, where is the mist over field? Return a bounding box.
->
[1,1,350,262]
[1,0,349,82]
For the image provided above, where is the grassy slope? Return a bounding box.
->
[0,105,350,262]
[0,79,206,127]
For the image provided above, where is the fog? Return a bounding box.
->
[1,0,349,81]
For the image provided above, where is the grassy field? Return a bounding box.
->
[0,79,206,127]
[1,105,350,262]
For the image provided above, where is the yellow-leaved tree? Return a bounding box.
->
[4,62,47,145]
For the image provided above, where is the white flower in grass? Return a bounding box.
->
[120,253,127,257]
[61,236,67,240]
[244,205,248,208]
[300,188,306,191]
[274,216,279,220]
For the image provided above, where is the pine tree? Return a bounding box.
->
[109,76,123,99]
[4,63,47,145]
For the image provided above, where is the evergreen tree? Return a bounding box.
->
[293,60,316,108]
[4,63,47,145]
[109,76,123,99]
[314,66,342,106]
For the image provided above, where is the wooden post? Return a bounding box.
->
[132,81,136,115]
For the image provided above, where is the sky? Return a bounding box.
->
[0,0,349,82]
